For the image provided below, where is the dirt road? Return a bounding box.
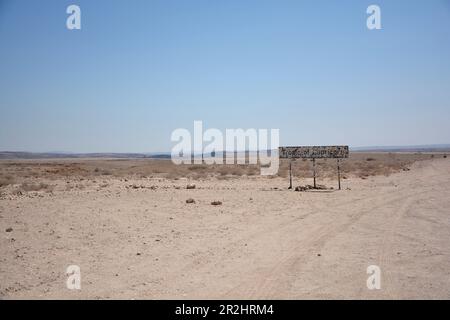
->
[1,158,449,299]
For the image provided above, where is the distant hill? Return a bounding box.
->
[351,144,450,153]
[0,151,170,160]
[1,145,449,160]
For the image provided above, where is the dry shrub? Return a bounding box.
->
[190,172,208,180]
[164,172,180,180]
[0,152,437,183]
[19,182,54,193]
[187,165,207,171]
[0,175,15,187]
[218,166,229,176]
[245,166,259,176]
[216,175,233,180]
[216,165,247,176]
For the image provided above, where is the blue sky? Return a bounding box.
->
[1,0,450,152]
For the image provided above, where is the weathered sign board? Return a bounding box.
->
[279,146,349,159]
[279,146,349,190]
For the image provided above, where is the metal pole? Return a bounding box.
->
[337,159,341,190]
[313,158,316,189]
[289,160,293,189]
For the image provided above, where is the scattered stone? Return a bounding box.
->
[294,184,329,192]
[136,252,141,256]
[186,184,196,189]
[317,253,321,257]
[211,201,222,206]
[186,198,195,204]
[5,227,13,232]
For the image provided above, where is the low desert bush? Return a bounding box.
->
[0,175,15,187]
[19,182,54,193]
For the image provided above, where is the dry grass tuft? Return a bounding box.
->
[0,152,440,183]
[0,175,15,187]
[19,182,54,193]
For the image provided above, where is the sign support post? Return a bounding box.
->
[312,158,316,189]
[337,159,341,190]
[288,160,293,189]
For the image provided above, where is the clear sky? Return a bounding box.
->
[1,0,449,153]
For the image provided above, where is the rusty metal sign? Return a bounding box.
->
[279,146,349,159]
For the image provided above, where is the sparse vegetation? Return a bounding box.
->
[0,152,441,186]
[19,182,54,193]
[0,175,15,187]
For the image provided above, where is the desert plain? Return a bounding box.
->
[0,152,449,299]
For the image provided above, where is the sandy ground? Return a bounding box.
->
[0,158,449,299]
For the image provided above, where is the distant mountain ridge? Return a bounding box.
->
[1,144,449,159]
[0,151,170,160]
[351,144,450,152]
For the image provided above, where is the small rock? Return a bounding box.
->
[211,201,222,206]
[317,253,321,257]
[186,198,195,204]
[136,252,141,256]
[186,184,196,189]
[5,227,13,232]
